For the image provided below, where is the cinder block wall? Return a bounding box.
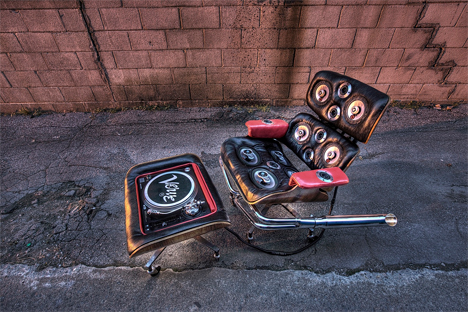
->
[0,0,466,113]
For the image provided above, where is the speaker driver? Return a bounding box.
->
[251,168,278,190]
[302,148,314,163]
[238,147,260,166]
[294,124,311,143]
[323,144,342,166]
[337,82,352,99]
[327,105,341,121]
[344,96,367,124]
[316,170,333,183]
[314,128,327,143]
[311,81,332,105]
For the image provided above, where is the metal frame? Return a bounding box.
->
[220,158,397,231]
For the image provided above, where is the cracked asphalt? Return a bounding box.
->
[1,104,467,311]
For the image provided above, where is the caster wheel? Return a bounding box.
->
[214,252,220,260]
[147,265,161,277]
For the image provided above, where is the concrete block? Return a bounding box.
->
[100,8,142,30]
[28,87,64,102]
[377,67,415,84]
[258,49,294,67]
[399,48,439,67]
[114,51,151,68]
[173,68,206,84]
[0,87,34,103]
[43,52,82,70]
[207,67,241,84]
[339,5,382,28]
[278,29,317,48]
[365,49,404,67]
[166,30,204,49]
[124,85,158,101]
[242,29,279,49]
[106,69,140,85]
[260,6,301,28]
[353,28,394,48]
[181,7,220,29]
[90,86,113,102]
[294,49,331,67]
[0,73,11,88]
[241,67,276,84]
[445,66,467,83]
[82,0,121,8]
[378,5,423,28]
[20,9,65,31]
[93,31,131,51]
[157,84,190,100]
[433,27,468,48]
[439,48,468,66]
[329,49,367,67]
[223,49,257,67]
[387,83,423,99]
[0,54,15,71]
[3,71,42,87]
[76,52,99,70]
[54,32,91,52]
[149,50,186,68]
[221,6,260,28]
[205,29,241,48]
[84,9,104,30]
[140,8,180,29]
[449,84,467,100]
[36,70,75,87]
[128,30,167,50]
[224,84,257,99]
[417,84,454,101]
[59,9,86,31]
[257,84,289,99]
[100,52,117,68]
[316,29,356,48]
[0,9,28,32]
[1,34,24,52]
[138,68,173,84]
[190,84,223,100]
[186,49,222,67]
[300,6,342,28]
[419,3,465,27]
[410,67,446,83]
[8,53,48,70]
[70,70,107,86]
[59,86,95,102]
[390,28,432,48]
[275,67,310,84]
[344,67,381,84]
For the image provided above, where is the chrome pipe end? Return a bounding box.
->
[385,213,397,227]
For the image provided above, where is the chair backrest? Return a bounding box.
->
[280,71,390,171]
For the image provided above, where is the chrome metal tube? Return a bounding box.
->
[221,160,397,230]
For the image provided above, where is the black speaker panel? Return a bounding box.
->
[280,113,360,171]
[306,71,390,143]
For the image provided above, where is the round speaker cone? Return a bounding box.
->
[238,147,260,166]
[271,150,288,166]
[327,105,341,121]
[347,99,366,122]
[315,128,327,143]
[338,82,352,99]
[144,171,196,214]
[251,168,278,190]
[311,81,332,105]
[266,161,281,170]
[323,145,341,166]
[303,148,314,163]
[294,124,311,143]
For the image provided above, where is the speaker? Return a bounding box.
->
[281,113,360,171]
[306,71,390,143]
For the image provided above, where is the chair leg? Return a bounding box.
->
[194,235,221,260]
[247,205,272,241]
[144,247,166,276]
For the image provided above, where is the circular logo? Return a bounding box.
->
[144,171,195,210]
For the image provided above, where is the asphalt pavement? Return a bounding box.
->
[1,103,467,311]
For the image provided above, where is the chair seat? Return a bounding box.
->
[220,137,328,205]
